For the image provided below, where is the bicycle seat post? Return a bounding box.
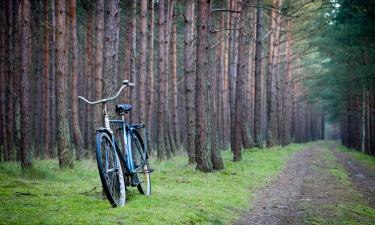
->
[102,103,112,133]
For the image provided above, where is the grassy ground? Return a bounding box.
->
[299,142,375,225]
[0,144,304,225]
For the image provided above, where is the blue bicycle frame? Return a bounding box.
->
[110,119,147,174]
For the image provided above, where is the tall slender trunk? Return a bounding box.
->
[129,0,137,121]
[282,20,293,145]
[195,0,213,172]
[0,3,7,161]
[215,0,225,149]
[43,0,50,158]
[95,0,104,129]
[266,0,281,147]
[361,89,366,152]
[139,0,148,127]
[254,0,264,147]
[56,0,72,168]
[6,0,14,160]
[84,4,94,155]
[146,0,155,154]
[157,0,167,160]
[232,0,252,161]
[70,0,83,160]
[103,0,120,111]
[164,0,176,158]
[229,0,240,152]
[20,0,32,169]
[184,0,196,164]
[50,0,57,156]
[171,9,178,146]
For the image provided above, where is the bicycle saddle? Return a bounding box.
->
[116,104,132,114]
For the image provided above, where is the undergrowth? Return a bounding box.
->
[0,144,304,225]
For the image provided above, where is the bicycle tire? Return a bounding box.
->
[130,130,151,195]
[96,132,126,207]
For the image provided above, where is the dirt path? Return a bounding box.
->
[334,144,375,207]
[236,142,375,225]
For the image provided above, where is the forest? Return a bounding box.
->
[0,0,375,224]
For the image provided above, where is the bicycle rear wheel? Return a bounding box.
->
[96,132,125,207]
[131,130,151,195]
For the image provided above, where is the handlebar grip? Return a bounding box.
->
[129,83,135,86]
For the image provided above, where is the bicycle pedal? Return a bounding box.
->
[147,168,154,173]
[131,175,140,187]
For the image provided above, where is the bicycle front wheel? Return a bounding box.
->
[96,132,125,207]
[131,130,151,195]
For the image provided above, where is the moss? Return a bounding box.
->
[336,144,375,170]
[0,144,304,225]
[302,203,375,225]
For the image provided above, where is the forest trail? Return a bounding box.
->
[236,142,375,225]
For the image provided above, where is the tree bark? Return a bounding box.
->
[195,0,213,172]
[156,0,167,160]
[20,0,33,169]
[42,0,50,159]
[83,4,94,154]
[128,0,137,121]
[184,0,196,164]
[146,0,155,154]
[139,0,148,126]
[232,0,252,161]
[171,8,179,146]
[266,0,281,147]
[103,0,120,111]
[6,0,14,160]
[254,0,264,147]
[50,0,57,156]
[229,0,240,153]
[70,0,83,160]
[56,0,73,168]
[215,0,225,149]
[95,0,104,130]
[0,3,7,161]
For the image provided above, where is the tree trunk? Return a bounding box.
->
[129,0,137,121]
[156,0,167,160]
[184,0,196,164]
[56,0,73,168]
[146,0,155,155]
[70,0,83,160]
[215,0,225,149]
[103,0,120,116]
[254,0,264,147]
[282,20,293,145]
[164,0,176,158]
[232,0,252,161]
[6,0,14,160]
[171,9,179,146]
[139,0,148,126]
[84,4,94,155]
[266,0,281,147]
[0,3,7,161]
[229,0,240,153]
[20,0,32,169]
[42,0,50,159]
[50,0,57,156]
[95,0,104,129]
[195,0,213,172]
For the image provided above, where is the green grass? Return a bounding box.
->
[302,203,375,225]
[299,142,375,225]
[0,144,304,225]
[336,144,375,170]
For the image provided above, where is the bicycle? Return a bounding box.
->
[78,80,152,207]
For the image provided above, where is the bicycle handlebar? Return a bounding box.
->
[78,80,135,105]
